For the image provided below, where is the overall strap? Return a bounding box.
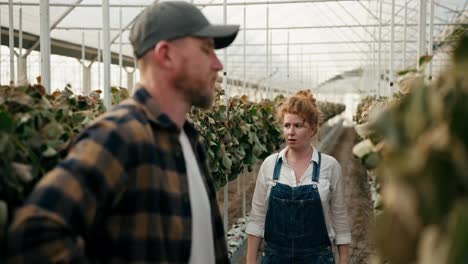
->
[312,152,322,182]
[273,154,282,181]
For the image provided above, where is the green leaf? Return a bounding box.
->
[0,111,14,133]
[42,146,58,157]
[222,155,232,170]
[418,55,433,70]
[398,67,417,76]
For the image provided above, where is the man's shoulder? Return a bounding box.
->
[84,98,152,140]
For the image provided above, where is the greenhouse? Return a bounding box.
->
[0,0,467,263]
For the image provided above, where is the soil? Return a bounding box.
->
[327,127,375,263]
[217,126,375,264]
[216,163,260,228]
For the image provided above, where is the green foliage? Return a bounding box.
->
[190,89,346,190]
[317,102,346,125]
[189,88,283,190]
[0,83,345,239]
[360,34,468,263]
[353,95,388,125]
[0,85,105,211]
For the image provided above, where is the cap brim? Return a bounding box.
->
[194,24,240,49]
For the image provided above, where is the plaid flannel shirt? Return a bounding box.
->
[6,86,229,263]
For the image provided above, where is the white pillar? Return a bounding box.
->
[377,0,382,95]
[17,56,28,86]
[18,7,28,85]
[83,66,91,95]
[40,0,51,92]
[97,31,101,89]
[269,31,273,98]
[9,0,15,84]
[0,7,2,85]
[119,7,123,87]
[18,7,25,84]
[81,31,86,92]
[417,0,427,71]
[102,0,111,109]
[428,0,434,80]
[133,56,138,87]
[127,70,134,92]
[222,0,229,234]
[402,0,408,69]
[266,6,269,96]
[300,46,303,88]
[243,7,246,95]
[287,30,290,80]
[389,0,395,96]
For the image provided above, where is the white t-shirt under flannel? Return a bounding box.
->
[179,130,215,264]
[246,147,352,245]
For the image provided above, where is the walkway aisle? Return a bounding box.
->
[327,127,375,264]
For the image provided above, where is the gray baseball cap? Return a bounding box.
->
[130,1,240,59]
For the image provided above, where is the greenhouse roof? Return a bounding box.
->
[0,0,467,91]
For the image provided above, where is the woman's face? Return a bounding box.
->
[283,113,316,151]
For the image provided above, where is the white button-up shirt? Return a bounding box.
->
[246,147,352,245]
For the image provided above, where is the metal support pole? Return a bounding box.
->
[389,0,395,96]
[102,0,111,109]
[222,0,229,235]
[9,0,14,84]
[417,0,426,71]
[377,0,382,96]
[119,7,123,87]
[126,70,134,92]
[269,31,273,96]
[287,30,290,79]
[372,1,376,95]
[133,56,138,85]
[402,0,407,69]
[98,31,101,89]
[0,1,397,8]
[266,5,269,97]
[81,31,85,62]
[25,0,84,57]
[428,0,434,80]
[243,6,247,218]
[18,7,24,84]
[309,56,312,89]
[0,7,2,85]
[81,31,87,93]
[315,65,318,88]
[300,46,303,88]
[40,0,51,92]
[243,7,247,94]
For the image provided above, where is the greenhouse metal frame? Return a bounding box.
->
[1,0,467,245]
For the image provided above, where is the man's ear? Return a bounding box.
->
[153,41,172,69]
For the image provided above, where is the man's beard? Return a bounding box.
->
[175,75,214,109]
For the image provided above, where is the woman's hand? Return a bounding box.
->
[246,235,262,264]
[337,244,350,264]
[246,257,258,264]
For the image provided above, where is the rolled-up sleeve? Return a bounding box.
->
[330,161,351,245]
[245,161,268,238]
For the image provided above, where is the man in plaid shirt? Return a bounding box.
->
[6,1,239,263]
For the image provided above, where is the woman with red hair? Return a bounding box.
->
[246,90,351,264]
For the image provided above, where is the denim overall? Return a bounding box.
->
[260,152,335,264]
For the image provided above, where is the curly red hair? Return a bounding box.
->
[277,90,321,128]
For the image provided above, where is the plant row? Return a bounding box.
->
[0,83,345,239]
[352,34,468,263]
